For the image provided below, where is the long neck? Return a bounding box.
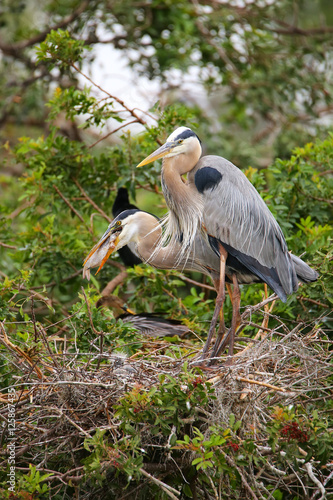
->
[134,213,217,279]
[135,220,181,269]
[161,152,203,257]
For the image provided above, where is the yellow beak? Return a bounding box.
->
[136,142,175,167]
[83,229,120,275]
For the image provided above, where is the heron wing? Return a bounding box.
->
[190,155,298,300]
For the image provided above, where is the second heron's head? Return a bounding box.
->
[83,210,158,278]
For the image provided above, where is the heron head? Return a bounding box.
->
[137,127,201,167]
[83,210,141,278]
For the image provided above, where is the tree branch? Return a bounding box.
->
[0,1,90,57]
[53,184,93,233]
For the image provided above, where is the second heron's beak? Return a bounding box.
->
[83,222,121,278]
[136,142,175,167]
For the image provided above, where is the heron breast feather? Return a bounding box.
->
[195,167,223,194]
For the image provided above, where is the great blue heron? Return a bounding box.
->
[137,127,319,359]
[83,208,318,358]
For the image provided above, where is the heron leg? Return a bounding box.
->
[208,282,233,362]
[201,245,227,358]
[226,274,241,360]
[226,283,233,305]
[209,274,241,364]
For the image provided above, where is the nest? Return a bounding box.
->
[0,299,332,500]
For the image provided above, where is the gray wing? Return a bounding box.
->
[189,155,298,301]
[122,315,190,337]
[291,254,318,283]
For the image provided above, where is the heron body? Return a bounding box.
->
[137,126,318,359]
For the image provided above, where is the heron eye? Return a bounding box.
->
[116,221,121,226]
[178,139,183,144]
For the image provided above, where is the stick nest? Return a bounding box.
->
[1,303,332,500]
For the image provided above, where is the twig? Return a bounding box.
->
[0,323,43,379]
[235,299,276,356]
[73,179,112,223]
[88,120,139,149]
[207,474,219,500]
[299,296,329,309]
[179,274,215,291]
[81,287,100,337]
[310,469,333,499]
[139,468,180,499]
[304,463,325,500]
[224,453,260,500]
[48,407,92,439]
[191,0,240,80]
[207,373,287,392]
[31,296,39,342]
[71,63,155,137]
[53,184,93,233]
[0,242,17,249]
[236,377,286,393]
[272,18,333,36]
[295,185,333,205]
[30,269,83,289]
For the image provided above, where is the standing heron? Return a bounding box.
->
[83,208,318,358]
[136,127,318,359]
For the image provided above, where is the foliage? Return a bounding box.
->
[1,0,333,166]
[0,2,332,499]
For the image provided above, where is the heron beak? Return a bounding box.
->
[136,142,175,167]
[83,223,121,276]
[95,236,120,275]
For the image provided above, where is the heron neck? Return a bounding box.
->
[161,156,204,254]
[136,223,181,269]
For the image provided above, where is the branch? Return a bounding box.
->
[73,179,112,223]
[100,271,128,297]
[53,185,93,233]
[223,453,260,500]
[0,242,17,249]
[81,287,100,337]
[190,0,240,82]
[295,185,333,205]
[310,469,333,499]
[0,1,90,57]
[272,19,333,37]
[88,120,139,149]
[179,274,215,291]
[304,463,325,500]
[71,63,159,140]
[139,468,180,499]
